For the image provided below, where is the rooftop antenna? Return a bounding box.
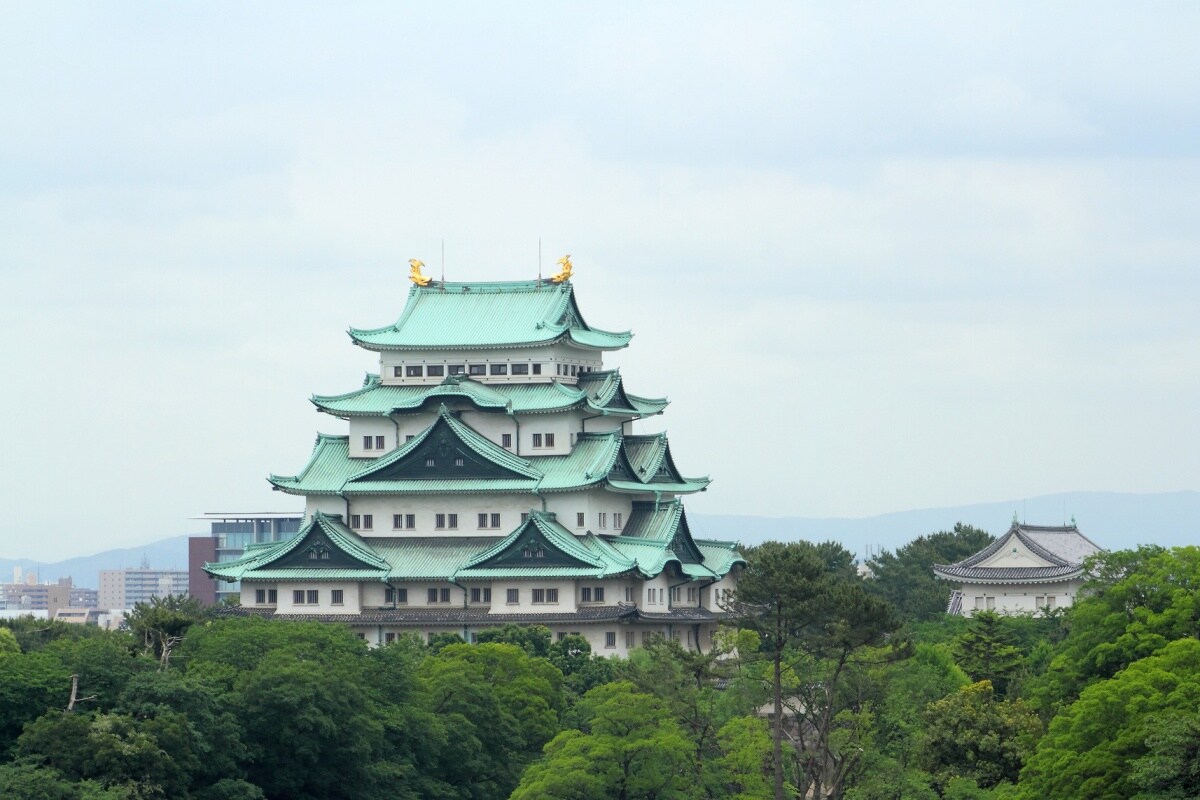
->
[538,237,542,282]
[440,239,445,288]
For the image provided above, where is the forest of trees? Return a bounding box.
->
[2,531,1199,799]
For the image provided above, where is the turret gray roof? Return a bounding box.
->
[933,522,1104,584]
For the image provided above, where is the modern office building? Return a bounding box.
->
[98,564,189,610]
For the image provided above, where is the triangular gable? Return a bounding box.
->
[609,435,693,485]
[667,505,705,564]
[354,407,537,482]
[243,514,388,572]
[462,513,601,570]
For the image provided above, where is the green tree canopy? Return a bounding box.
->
[866,524,993,623]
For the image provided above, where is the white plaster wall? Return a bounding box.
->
[274,582,362,614]
[378,344,603,387]
[544,489,633,534]
[347,417,398,458]
[642,573,671,609]
[240,583,279,608]
[305,496,345,520]
[488,580,579,613]
[976,535,1055,568]
[346,494,540,537]
[961,580,1082,616]
[706,574,738,611]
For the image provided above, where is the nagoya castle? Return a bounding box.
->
[207,257,743,653]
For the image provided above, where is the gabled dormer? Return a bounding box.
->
[456,511,633,577]
[352,406,539,482]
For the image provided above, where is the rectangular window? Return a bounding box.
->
[581,587,592,602]
[363,435,374,450]
[670,586,680,603]
[436,514,446,529]
[396,588,408,604]
[483,588,490,602]
[570,365,577,376]
[614,513,623,530]
[293,589,304,604]
[406,434,415,442]
[502,433,512,449]
[375,435,385,450]
[385,632,396,644]
[385,587,394,603]
[594,587,605,602]
[576,512,585,528]
[448,364,465,375]
[393,514,404,529]
[478,513,488,529]
[520,512,529,522]
[546,588,558,603]
[255,589,265,604]
[986,597,996,610]
[331,589,344,605]
[471,587,481,603]
[440,588,450,603]
[605,632,617,649]
[350,514,361,529]
[447,513,457,529]
[511,363,529,375]
[625,631,635,648]
[393,366,403,378]
[532,363,542,375]
[361,514,373,530]
[306,590,319,604]
[268,589,277,604]
[454,457,464,467]
[625,587,635,602]
[428,588,438,603]
[425,457,436,467]
[1046,596,1057,610]
[598,512,607,529]
[556,363,562,375]
[406,365,423,377]
[506,588,519,604]
[557,632,567,642]
[490,513,500,529]
[427,365,445,377]
[468,364,486,376]
[532,588,545,604]
[544,433,555,447]
[489,363,508,375]
[531,433,542,448]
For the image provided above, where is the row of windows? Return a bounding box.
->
[346,511,620,532]
[289,589,345,606]
[360,432,554,453]
[394,363,546,379]
[390,362,602,380]
[260,584,702,610]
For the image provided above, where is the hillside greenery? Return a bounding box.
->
[1,532,1198,799]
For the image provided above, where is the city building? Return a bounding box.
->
[1,577,72,615]
[207,267,744,652]
[935,519,1104,615]
[188,512,303,604]
[98,563,189,610]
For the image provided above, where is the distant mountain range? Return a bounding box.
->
[3,491,1197,590]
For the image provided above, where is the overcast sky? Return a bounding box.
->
[2,3,1198,561]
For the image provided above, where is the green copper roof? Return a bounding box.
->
[270,416,708,497]
[206,513,389,581]
[348,280,632,352]
[603,499,733,575]
[457,511,635,579]
[311,371,667,419]
[207,506,742,584]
